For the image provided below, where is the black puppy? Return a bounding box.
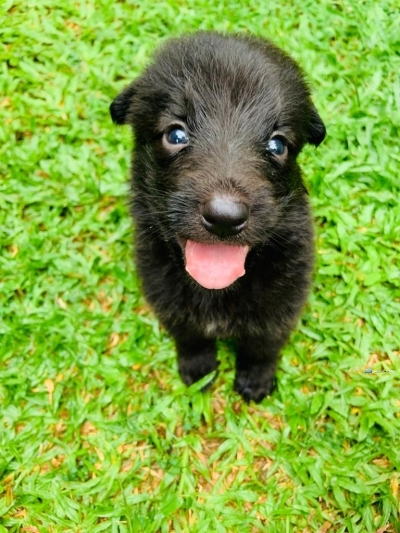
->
[110,32,325,403]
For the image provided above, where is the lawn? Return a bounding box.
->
[0,0,399,531]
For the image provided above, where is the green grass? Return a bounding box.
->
[1,0,399,531]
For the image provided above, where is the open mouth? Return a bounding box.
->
[179,238,249,290]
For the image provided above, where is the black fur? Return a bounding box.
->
[110,32,325,403]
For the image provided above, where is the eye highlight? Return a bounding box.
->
[266,136,288,160]
[166,127,189,145]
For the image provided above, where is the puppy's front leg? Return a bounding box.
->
[174,332,218,387]
[234,336,283,403]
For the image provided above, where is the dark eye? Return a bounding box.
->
[166,127,189,145]
[266,137,287,157]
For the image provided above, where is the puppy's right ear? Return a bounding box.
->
[307,106,326,147]
[110,83,137,125]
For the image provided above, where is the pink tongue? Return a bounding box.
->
[185,240,249,289]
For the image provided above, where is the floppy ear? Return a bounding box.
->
[307,106,326,147]
[110,83,137,125]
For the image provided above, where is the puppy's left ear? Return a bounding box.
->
[110,83,137,125]
[307,106,326,147]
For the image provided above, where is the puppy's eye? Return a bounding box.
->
[266,137,287,159]
[166,127,189,145]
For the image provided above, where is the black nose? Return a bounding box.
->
[201,197,249,238]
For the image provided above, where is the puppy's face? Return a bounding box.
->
[111,33,325,289]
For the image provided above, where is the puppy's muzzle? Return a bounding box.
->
[201,197,249,238]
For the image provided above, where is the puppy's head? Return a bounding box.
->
[111,33,325,289]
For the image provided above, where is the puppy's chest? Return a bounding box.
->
[191,300,257,338]
[186,299,237,338]
[198,310,265,339]
[203,318,230,338]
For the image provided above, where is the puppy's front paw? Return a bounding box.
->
[178,356,218,389]
[175,337,217,390]
[234,367,277,403]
